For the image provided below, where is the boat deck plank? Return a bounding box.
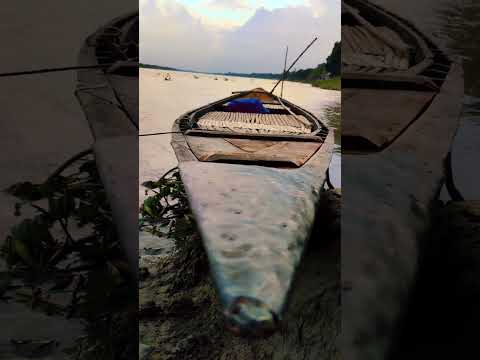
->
[185,135,321,167]
[343,88,436,148]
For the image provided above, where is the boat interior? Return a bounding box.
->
[177,89,330,168]
[191,89,320,136]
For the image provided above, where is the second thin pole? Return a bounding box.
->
[271,37,318,94]
[280,45,288,98]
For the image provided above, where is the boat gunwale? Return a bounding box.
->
[184,129,325,142]
[185,90,328,139]
[171,90,333,165]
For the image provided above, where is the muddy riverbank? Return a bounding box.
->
[139,191,480,359]
[139,189,341,360]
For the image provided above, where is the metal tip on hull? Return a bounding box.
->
[224,296,279,338]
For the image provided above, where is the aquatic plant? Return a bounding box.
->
[1,150,136,359]
[140,167,196,246]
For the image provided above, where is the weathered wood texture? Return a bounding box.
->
[139,189,341,359]
[343,88,436,148]
[94,136,138,279]
[178,131,334,334]
[185,135,322,167]
[185,129,324,142]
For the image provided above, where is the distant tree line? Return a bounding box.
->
[139,63,179,71]
[286,41,341,82]
[139,41,341,83]
[224,72,281,79]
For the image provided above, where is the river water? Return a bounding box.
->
[139,68,341,204]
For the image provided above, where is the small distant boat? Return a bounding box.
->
[164,73,172,81]
[171,88,333,336]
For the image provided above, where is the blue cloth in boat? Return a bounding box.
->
[226,98,269,114]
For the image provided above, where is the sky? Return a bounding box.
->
[140,0,340,73]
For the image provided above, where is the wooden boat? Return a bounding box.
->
[75,12,138,278]
[171,88,334,336]
[342,0,463,358]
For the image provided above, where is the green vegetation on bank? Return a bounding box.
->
[224,72,281,80]
[286,41,341,90]
[140,40,342,88]
[311,77,341,91]
[139,63,178,71]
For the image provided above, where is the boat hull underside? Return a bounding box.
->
[179,159,327,336]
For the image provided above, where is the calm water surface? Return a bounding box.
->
[139,69,341,204]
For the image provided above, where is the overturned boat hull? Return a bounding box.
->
[171,88,334,335]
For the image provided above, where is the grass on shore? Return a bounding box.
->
[311,77,341,91]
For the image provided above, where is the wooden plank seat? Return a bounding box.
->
[196,111,312,135]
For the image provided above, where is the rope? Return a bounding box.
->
[139,131,182,137]
[46,148,93,183]
[0,64,115,78]
[271,37,318,93]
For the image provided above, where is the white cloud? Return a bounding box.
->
[208,0,252,10]
[185,0,256,28]
[140,0,340,72]
[307,0,340,18]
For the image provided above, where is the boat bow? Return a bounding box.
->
[178,131,333,336]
